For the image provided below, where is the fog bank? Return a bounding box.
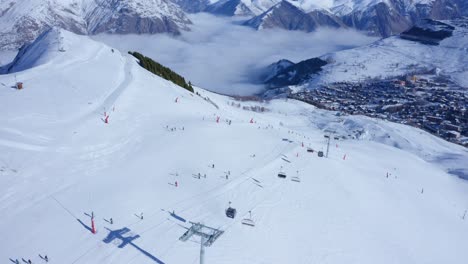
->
[94,13,377,96]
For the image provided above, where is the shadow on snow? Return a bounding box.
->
[103,227,165,264]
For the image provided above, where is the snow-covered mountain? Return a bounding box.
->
[336,0,466,37]
[205,0,281,16]
[262,18,468,88]
[0,0,191,50]
[316,18,468,86]
[265,57,328,88]
[1,27,467,264]
[243,0,467,36]
[169,0,214,13]
[244,0,344,31]
[0,26,468,264]
[261,59,294,82]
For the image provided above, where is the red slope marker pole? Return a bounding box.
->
[91,217,96,234]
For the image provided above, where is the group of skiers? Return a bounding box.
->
[13,255,48,264]
[165,125,184,132]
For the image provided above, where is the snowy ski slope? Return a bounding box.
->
[0,29,467,264]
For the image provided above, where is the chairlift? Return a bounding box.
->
[291,170,300,182]
[225,202,237,218]
[241,211,255,227]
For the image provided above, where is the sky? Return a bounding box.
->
[94,13,377,96]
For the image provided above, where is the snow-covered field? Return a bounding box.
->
[309,20,468,88]
[0,29,467,264]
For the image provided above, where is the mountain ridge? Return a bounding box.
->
[0,0,192,50]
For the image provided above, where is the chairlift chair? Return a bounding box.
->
[241,211,255,227]
[307,147,313,153]
[291,171,301,182]
[226,207,237,218]
[277,172,287,178]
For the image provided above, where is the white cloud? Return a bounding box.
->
[93,13,377,96]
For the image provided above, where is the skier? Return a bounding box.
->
[140,213,144,220]
[175,181,178,187]
[44,255,48,262]
[28,259,32,264]
[110,218,113,224]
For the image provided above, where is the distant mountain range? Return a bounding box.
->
[1,0,467,50]
[242,0,467,37]
[0,0,192,50]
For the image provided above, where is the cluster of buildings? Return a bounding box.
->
[290,75,468,146]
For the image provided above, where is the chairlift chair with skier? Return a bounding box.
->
[278,166,287,178]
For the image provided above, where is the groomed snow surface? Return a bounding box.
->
[0,29,467,264]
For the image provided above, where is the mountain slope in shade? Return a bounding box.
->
[0,28,65,74]
[261,59,294,82]
[264,57,328,88]
[0,0,192,50]
[330,0,467,37]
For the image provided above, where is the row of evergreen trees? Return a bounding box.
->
[128,51,194,93]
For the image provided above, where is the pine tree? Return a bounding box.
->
[128,51,194,93]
